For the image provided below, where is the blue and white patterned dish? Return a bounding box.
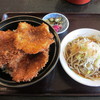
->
[42,13,69,34]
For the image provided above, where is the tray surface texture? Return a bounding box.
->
[0,12,100,96]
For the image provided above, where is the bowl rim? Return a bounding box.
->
[60,28,100,87]
[0,15,60,88]
[42,12,69,34]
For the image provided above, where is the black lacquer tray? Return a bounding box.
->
[0,12,100,96]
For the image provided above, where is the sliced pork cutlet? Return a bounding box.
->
[0,30,24,69]
[14,22,54,54]
[11,50,49,82]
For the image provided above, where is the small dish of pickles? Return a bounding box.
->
[42,13,69,34]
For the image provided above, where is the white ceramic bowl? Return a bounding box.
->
[60,28,100,87]
[42,13,69,34]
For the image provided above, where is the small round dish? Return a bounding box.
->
[42,13,69,34]
[60,28,100,87]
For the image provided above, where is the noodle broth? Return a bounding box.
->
[64,36,100,80]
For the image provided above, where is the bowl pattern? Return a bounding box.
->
[42,13,69,34]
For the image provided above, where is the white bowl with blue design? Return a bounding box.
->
[42,13,69,34]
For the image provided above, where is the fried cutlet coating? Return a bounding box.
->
[0,30,24,68]
[0,22,54,82]
[14,22,54,54]
[11,50,49,82]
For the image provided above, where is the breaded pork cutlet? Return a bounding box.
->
[14,22,54,54]
[0,30,24,69]
[11,50,49,82]
[0,22,54,83]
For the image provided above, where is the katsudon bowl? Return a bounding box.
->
[0,15,60,88]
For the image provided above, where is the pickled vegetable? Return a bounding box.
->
[44,17,63,32]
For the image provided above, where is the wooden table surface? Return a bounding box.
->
[0,0,100,100]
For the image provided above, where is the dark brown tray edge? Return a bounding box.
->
[3,11,100,15]
[2,12,100,21]
[0,93,100,97]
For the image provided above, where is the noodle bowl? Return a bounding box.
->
[60,28,100,87]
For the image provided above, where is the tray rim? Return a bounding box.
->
[2,12,100,20]
[3,11,100,15]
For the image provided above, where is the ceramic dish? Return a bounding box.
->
[60,28,100,87]
[0,15,60,88]
[42,13,69,34]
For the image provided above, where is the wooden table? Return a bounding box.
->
[0,0,100,99]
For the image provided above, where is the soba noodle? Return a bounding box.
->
[64,37,100,80]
